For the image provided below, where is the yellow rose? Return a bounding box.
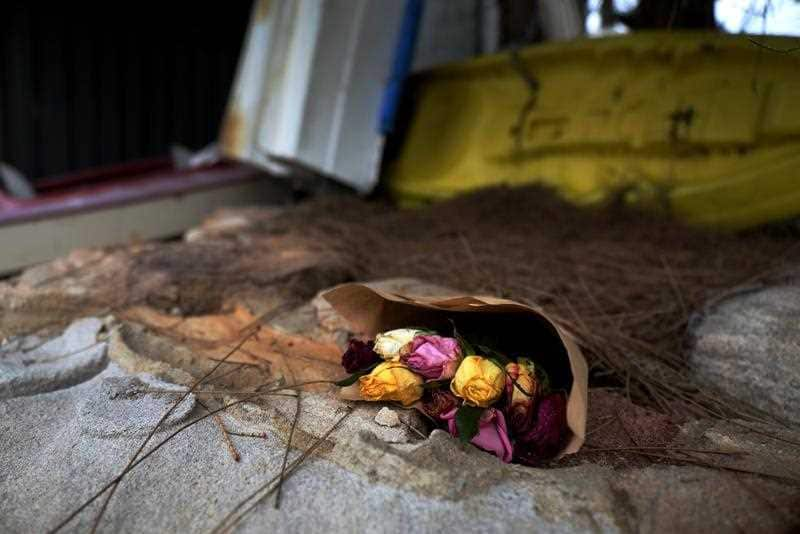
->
[373,329,424,361]
[506,359,537,407]
[450,356,505,407]
[359,361,424,406]
[504,359,538,434]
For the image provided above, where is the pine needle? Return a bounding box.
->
[46,379,334,533]
[275,392,301,509]
[84,324,262,534]
[211,407,352,534]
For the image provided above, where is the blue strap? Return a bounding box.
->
[377,0,425,135]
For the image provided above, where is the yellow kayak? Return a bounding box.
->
[387,31,800,229]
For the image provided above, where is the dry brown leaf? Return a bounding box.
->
[121,305,343,387]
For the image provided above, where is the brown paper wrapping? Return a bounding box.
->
[322,283,588,456]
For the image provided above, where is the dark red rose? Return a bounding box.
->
[506,401,534,437]
[421,389,460,420]
[341,339,380,373]
[512,392,567,466]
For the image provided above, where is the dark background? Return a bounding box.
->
[0,1,253,181]
[0,0,752,183]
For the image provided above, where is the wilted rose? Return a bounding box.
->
[504,359,538,435]
[421,389,460,419]
[512,392,567,466]
[450,356,505,407]
[442,407,513,463]
[401,335,462,380]
[358,361,424,406]
[373,329,424,361]
[341,339,380,373]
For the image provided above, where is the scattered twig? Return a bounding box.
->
[211,407,352,534]
[275,392,301,509]
[748,38,800,55]
[48,300,300,534]
[227,431,268,439]
[84,323,263,534]
[661,256,687,318]
[23,341,107,363]
[197,398,241,463]
[207,358,262,367]
[46,379,335,533]
[632,450,800,486]
[585,415,616,437]
[216,414,241,463]
[584,445,744,456]
[400,418,429,440]
[205,364,252,385]
[141,388,299,398]
[726,419,800,448]
[616,412,639,447]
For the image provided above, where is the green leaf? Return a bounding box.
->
[335,373,362,387]
[517,357,535,369]
[448,320,475,356]
[477,344,512,365]
[535,365,552,395]
[455,331,476,356]
[455,405,484,443]
[335,360,383,387]
[334,361,381,387]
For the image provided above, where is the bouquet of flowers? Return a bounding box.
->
[324,284,588,466]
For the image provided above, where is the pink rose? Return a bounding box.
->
[442,407,513,463]
[401,335,461,380]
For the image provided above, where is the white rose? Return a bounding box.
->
[373,329,423,361]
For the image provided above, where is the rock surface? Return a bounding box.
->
[1,360,798,534]
[374,407,401,428]
[690,286,800,425]
[79,375,196,438]
[0,317,107,399]
[1,279,800,533]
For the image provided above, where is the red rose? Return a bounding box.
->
[341,339,380,373]
[512,392,567,466]
[421,389,460,420]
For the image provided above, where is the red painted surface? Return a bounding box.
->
[0,159,266,226]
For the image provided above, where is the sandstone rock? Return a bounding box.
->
[79,375,195,438]
[0,226,351,339]
[223,390,427,447]
[0,317,107,399]
[3,362,798,533]
[690,286,800,424]
[374,407,401,428]
[2,278,800,533]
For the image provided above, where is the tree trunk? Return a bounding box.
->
[617,0,717,30]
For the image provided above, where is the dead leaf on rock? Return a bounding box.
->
[121,305,343,390]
